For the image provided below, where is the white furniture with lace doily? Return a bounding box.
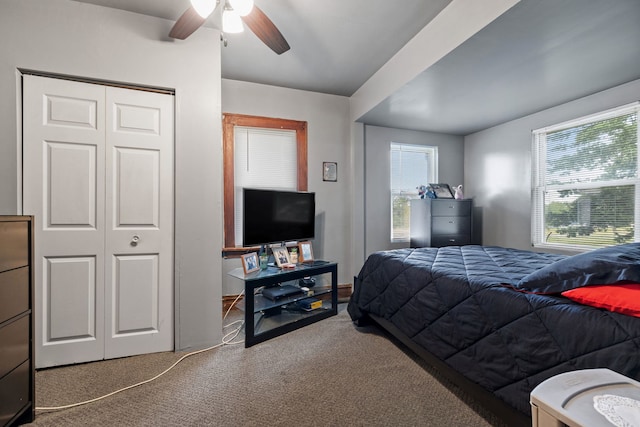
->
[531,369,640,427]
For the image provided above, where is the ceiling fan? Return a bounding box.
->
[169,0,290,55]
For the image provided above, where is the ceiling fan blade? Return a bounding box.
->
[169,7,207,40]
[241,5,290,55]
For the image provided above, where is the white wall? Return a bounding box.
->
[465,78,640,253]
[350,122,366,270]
[363,125,464,256]
[221,79,352,293]
[0,0,223,351]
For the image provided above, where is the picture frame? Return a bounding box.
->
[428,183,454,199]
[298,241,314,263]
[272,246,291,268]
[241,252,260,274]
[323,162,337,182]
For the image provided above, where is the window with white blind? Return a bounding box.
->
[222,113,307,249]
[390,143,437,242]
[233,127,297,245]
[531,102,640,250]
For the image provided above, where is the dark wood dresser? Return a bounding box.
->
[410,199,473,247]
[0,216,35,426]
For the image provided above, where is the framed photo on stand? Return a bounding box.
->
[241,252,260,274]
[298,241,314,263]
[429,183,454,199]
[272,247,291,268]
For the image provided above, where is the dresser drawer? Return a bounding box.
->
[0,267,29,325]
[430,200,471,217]
[0,360,30,426]
[0,315,29,380]
[432,216,471,235]
[431,234,471,247]
[0,221,29,273]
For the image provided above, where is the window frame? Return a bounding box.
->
[389,143,438,243]
[531,102,640,251]
[222,113,308,250]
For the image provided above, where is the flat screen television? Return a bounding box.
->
[242,188,315,247]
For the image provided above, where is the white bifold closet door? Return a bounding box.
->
[23,75,174,368]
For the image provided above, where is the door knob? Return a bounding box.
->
[131,235,140,246]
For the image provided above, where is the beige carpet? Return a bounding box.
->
[27,307,506,426]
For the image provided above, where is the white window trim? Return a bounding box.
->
[531,101,640,251]
[390,143,438,242]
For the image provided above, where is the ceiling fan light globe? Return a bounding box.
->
[191,0,216,18]
[222,9,244,33]
[229,0,254,16]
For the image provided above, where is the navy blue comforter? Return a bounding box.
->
[347,245,640,415]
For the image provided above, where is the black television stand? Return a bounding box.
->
[228,261,338,347]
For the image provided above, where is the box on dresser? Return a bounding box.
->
[0,216,35,427]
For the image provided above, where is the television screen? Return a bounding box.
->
[243,188,315,247]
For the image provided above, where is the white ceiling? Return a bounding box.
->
[361,0,640,135]
[71,0,452,96]
[71,0,640,136]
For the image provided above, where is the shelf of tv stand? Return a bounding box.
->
[228,261,337,347]
[242,285,332,313]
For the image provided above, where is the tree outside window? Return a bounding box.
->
[532,103,639,249]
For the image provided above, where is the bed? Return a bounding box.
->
[347,244,640,425]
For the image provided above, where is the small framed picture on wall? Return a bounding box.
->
[323,162,337,182]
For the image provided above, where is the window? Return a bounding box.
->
[390,143,437,242]
[223,113,307,249]
[532,103,640,250]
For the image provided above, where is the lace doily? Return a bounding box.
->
[593,394,640,427]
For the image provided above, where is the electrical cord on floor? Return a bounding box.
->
[36,291,246,412]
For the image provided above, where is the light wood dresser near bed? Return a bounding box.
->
[0,216,35,426]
